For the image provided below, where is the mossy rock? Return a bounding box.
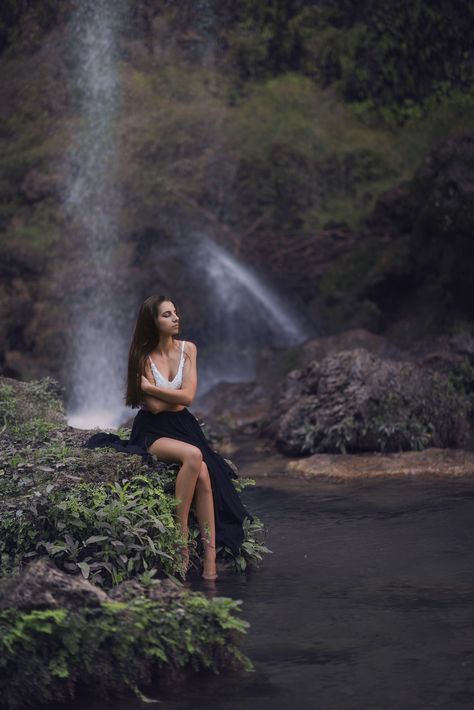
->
[0,559,252,709]
[0,375,66,445]
[0,436,267,584]
[0,378,270,584]
[269,348,471,455]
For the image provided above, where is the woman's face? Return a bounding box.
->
[156,300,180,336]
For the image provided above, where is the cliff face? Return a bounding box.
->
[1,1,473,384]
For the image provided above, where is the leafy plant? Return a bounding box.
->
[0,473,187,586]
[0,451,271,584]
[215,515,271,573]
[0,581,252,709]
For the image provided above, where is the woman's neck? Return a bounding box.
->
[155,335,176,356]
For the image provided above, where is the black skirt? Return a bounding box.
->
[84,407,253,554]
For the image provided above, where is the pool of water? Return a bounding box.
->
[59,475,474,710]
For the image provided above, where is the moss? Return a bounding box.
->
[0,377,66,446]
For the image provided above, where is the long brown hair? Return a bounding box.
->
[125,294,180,408]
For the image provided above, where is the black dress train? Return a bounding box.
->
[84,407,253,554]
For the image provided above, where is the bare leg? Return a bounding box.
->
[147,437,203,570]
[194,462,217,578]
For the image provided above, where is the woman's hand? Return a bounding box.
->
[141,375,152,395]
[141,394,184,414]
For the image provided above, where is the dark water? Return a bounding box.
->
[59,475,474,710]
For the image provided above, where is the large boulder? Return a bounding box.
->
[263,348,470,456]
[0,558,108,611]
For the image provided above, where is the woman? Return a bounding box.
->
[89,294,253,581]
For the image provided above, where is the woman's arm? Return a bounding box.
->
[141,342,198,407]
[141,394,182,414]
[140,358,183,413]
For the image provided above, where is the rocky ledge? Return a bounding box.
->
[285,447,474,481]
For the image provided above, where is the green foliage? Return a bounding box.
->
[1,377,66,447]
[0,473,188,585]
[0,439,271,584]
[0,382,265,707]
[228,0,316,81]
[0,586,252,708]
[230,74,401,233]
[229,0,474,120]
[364,391,436,453]
[217,515,272,572]
[318,1,474,118]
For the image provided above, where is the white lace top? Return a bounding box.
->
[148,340,186,390]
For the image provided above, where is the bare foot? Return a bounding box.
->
[179,544,190,575]
[201,538,218,580]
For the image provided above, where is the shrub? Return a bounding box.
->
[0,450,271,584]
[0,575,252,709]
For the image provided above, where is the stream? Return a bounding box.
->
[63,466,474,710]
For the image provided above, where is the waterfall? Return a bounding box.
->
[191,235,308,395]
[64,0,129,429]
[61,0,310,426]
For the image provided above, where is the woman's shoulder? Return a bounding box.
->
[181,339,197,354]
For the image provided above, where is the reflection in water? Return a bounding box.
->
[52,476,474,710]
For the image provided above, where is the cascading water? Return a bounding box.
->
[64,0,129,429]
[61,0,309,426]
[190,235,308,394]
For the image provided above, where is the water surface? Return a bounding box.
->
[59,475,474,710]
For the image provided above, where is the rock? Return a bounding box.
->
[256,329,402,388]
[0,558,109,610]
[109,577,183,603]
[366,181,418,235]
[264,348,470,456]
[0,558,251,709]
[450,333,474,358]
[0,243,53,381]
[196,381,271,435]
[286,448,474,480]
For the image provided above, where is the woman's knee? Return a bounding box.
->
[146,438,202,470]
[182,445,203,469]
